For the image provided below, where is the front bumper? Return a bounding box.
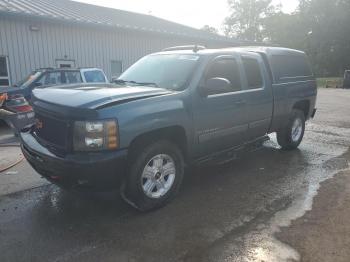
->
[20,132,128,190]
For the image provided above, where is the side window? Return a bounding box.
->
[65,71,82,84]
[206,58,242,94]
[84,70,106,83]
[242,57,263,89]
[40,72,64,86]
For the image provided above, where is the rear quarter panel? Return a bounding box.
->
[269,78,317,131]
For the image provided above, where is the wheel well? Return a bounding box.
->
[128,126,188,160]
[293,100,310,118]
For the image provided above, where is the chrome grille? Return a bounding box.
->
[34,113,69,150]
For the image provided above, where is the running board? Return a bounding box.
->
[194,135,270,166]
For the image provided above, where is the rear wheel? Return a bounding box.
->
[277,109,306,150]
[124,140,184,211]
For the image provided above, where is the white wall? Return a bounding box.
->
[0,15,229,84]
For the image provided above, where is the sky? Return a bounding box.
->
[75,0,299,31]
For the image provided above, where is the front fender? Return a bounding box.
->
[98,94,194,153]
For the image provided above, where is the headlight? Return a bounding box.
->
[73,120,118,151]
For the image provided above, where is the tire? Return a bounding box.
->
[277,109,306,150]
[124,140,184,211]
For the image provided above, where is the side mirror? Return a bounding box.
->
[202,77,232,96]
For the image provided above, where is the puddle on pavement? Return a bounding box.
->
[239,122,350,262]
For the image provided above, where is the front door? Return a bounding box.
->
[192,55,249,157]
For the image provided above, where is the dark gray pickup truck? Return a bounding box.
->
[20,46,317,211]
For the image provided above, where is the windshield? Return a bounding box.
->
[84,70,106,83]
[15,71,42,88]
[118,54,200,90]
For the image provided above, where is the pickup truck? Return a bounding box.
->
[1,67,109,100]
[20,46,317,211]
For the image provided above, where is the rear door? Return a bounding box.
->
[192,55,249,157]
[240,53,273,141]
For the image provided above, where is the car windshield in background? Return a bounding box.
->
[15,71,42,88]
[118,54,200,90]
[84,70,106,83]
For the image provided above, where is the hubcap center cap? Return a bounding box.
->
[141,154,176,199]
[155,172,162,180]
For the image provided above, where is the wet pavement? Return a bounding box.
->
[0,88,350,262]
[0,123,48,196]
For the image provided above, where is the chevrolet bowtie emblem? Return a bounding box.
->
[35,118,43,129]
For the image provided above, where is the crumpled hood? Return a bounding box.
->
[32,85,173,109]
[0,86,23,96]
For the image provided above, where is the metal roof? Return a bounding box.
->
[0,0,236,42]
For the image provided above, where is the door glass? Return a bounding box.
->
[206,58,242,93]
[42,72,64,85]
[242,57,263,89]
[84,70,106,83]
[65,71,82,84]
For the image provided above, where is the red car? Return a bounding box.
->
[0,93,34,134]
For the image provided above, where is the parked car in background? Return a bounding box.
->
[21,46,317,211]
[0,93,34,134]
[1,67,109,100]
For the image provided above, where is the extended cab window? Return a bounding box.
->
[242,57,263,89]
[206,58,242,93]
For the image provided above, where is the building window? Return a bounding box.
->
[0,56,10,87]
[111,60,123,78]
[56,59,75,68]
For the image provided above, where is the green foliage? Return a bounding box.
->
[223,0,350,77]
[317,78,343,88]
[224,0,276,41]
[201,25,219,34]
[297,0,350,76]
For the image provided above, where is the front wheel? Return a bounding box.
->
[124,140,184,211]
[277,109,306,150]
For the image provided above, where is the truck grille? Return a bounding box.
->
[34,113,69,150]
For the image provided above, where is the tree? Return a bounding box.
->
[223,0,350,76]
[262,12,308,49]
[201,25,219,34]
[297,0,350,76]
[223,0,276,41]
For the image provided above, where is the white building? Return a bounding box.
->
[0,0,240,86]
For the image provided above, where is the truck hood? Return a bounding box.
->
[32,85,173,109]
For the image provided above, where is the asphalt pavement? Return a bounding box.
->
[0,88,350,262]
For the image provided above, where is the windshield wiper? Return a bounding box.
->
[113,79,158,87]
